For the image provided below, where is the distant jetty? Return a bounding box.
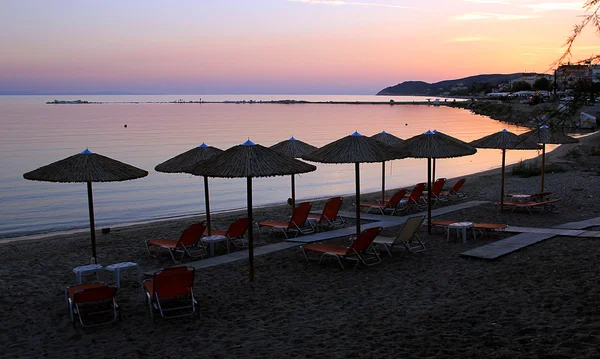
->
[46,98,464,105]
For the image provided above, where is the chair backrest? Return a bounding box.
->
[349,227,382,253]
[73,285,117,304]
[449,178,466,194]
[320,197,343,222]
[178,222,206,247]
[387,189,407,207]
[394,216,425,245]
[407,183,425,204]
[431,178,446,196]
[226,218,250,239]
[290,202,312,228]
[152,266,195,299]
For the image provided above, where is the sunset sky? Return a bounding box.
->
[1,0,599,94]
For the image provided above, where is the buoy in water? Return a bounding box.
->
[124,124,127,128]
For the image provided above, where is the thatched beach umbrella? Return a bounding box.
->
[371,131,406,204]
[470,129,540,211]
[185,139,316,282]
[518,125,578,192]
[395,130,476,234]
[155,143,223,235]
[23,149,148,260]
[302,131,397,239]
[269,137,317,213]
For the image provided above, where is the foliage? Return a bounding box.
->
[533,77,551,91]
[558,1,600,65]
[511,81,532,92]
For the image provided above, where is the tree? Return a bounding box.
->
[511,81,532,92]
[533,77,551,91]
[558,1,600,64]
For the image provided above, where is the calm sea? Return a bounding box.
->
[0,94,550,239]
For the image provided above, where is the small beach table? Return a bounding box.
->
[105,262,141,288]
[447,222,475,244]
[201,235,229,257]
[73,264,105,284]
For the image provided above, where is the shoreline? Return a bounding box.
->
[4,131,591,245]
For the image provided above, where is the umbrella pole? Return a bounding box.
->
[432,158,436,183]
[291,174,296,215]
[204,176,212,236]
[247,177,254,282]
[86,181,97,261]
[381,161,385,204]
[427,158,432,234]
[355,162,361,239]
[501,149,506,212]
[541,143,546,192]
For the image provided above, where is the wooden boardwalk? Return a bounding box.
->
[461,217,600,260]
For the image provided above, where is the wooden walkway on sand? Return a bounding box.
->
[461,217,600,260]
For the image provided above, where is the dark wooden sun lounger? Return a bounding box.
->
[498,198,562,214]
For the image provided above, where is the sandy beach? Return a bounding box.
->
[1,131,600,358]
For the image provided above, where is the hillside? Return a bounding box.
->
[377,73,534,96]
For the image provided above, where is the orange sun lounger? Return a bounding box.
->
[360,189,407,215]
[65,282,119,327]
[146,222,207,262]
[498,198,561,214]
[143,266,198,321]
[259,202,314,238]
[301,226,383,269]
[210,217,250,248]
[308,197,345,230]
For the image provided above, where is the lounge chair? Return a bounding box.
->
[439,178,466,201]
[359,189,407,215]
[143,266,198,321]
[498,199,561,214]
[374,216,426,256]
[301,226,383,269]
[210,217,250,248]
[259,202,314,238]
[422,178,446,204]
[398,183,427,213]
[307,197,345,230]
[146,222,207,262]
[65,282,119,327]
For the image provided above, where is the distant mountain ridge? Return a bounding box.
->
[377,73,538,96]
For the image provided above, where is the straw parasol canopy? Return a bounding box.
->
[23,149,148,260]
[518,125,579,192]
[395,130,476,233]
[185,139,316,282]
[302,131,398,239]
[470,129,541,210]
[371,131,406,203]
[155,143,224,235]
[270,137,318,213]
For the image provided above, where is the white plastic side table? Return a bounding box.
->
[201,235,229,256]
[447,222,475,244]
[105,262,141,288]
[73,264,105,284]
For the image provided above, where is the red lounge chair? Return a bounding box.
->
[307,197,345,230]
[360,189,407,215]
[210,217,250,248]
[374,216,426,256]
[423,178,446,204]
[301,226,383,269]
[439,178,466,201]
[146,222,207,262]
[398,183,427,213]
[65,282,119,327]
[143,266,198,321]
[498,199,561,214]
[259,202,314,238]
